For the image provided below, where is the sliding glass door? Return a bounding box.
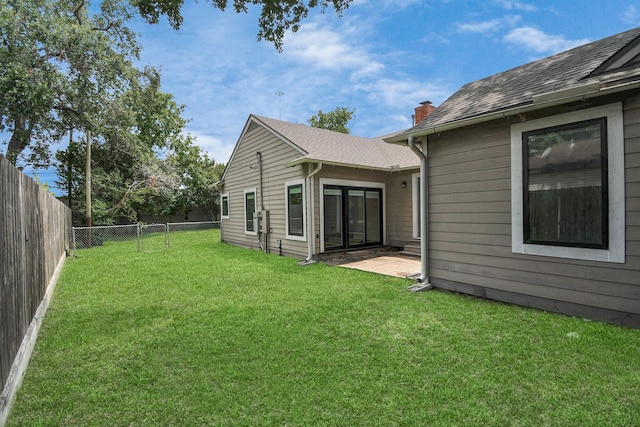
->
[323,185,383,251]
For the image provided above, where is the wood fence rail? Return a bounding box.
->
[0,154,71,424]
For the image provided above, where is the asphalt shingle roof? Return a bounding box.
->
[252,115,419,170]
[402,26,640,136]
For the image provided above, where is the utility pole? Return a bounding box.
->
[85,129,92,228]
[67,129,73,207]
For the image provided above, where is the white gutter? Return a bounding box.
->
[407,136,431,290]
[285,157,418,172]
[386,79,640,143]
[303,162,323,263]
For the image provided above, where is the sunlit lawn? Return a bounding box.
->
[7,230,640,426]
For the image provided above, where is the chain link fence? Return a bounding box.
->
[71,221,220,256]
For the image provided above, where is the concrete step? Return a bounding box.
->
[400,243,421,257]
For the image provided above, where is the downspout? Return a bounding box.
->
[407,136,432,290]
[256,152,265,211]
[256,151,267,253]
[301,162,323,264]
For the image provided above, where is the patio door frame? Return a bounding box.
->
[319,178,386,253]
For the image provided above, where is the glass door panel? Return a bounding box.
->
[323,188,343,250]
[365,191,381,244]
[348,190,365,246]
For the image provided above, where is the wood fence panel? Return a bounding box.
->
[0,154,71,394]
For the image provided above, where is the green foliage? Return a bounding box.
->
[168,143,226,220]
[133,0,353,51]
[89,198,116,225]
[0,0,141,166]
[3,0,348,222]
[8,230,640,426]
[52,63,207,224]
[32,174,54,195]
[56,132,225,224]
[307,106,355,134]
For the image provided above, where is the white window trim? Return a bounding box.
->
[411,172,421,239]
[244,188,258,236]
[511,102,625,263]
[285,179,306,241]
[318,178,386,253]
[221,193,230,219]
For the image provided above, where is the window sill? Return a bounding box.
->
[513,242,625,263]
[286,234,306,242]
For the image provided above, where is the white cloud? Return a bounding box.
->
[503,27,590,54]
[284,22,384,75]
[357,78,450,110]
[456,19,503,33]
[622,5,640,24]
[189,131,234,164]
[456,15,521,34]
[493,0,537,11]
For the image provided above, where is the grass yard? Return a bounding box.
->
[7,230,640,426]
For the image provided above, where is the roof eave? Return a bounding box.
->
[385,79,640,144]
[284,156,419,172]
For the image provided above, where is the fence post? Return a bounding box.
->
[166,222,170,248]
[72,228,77,257]
[137,223,141,252]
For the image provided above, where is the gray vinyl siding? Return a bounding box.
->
[221,123,308,258]
[316,164,389,182]
[427,95,640,326]
[386,172,416,246]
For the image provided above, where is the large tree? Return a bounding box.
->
[4,0,347,223]
[133,0,353,51]
[54,68,201,224]
[308,106,355,134]
[1,0,353,165]
[0,0,141,166]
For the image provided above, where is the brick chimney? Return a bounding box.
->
[413,100,436,125]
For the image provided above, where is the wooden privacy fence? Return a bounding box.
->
[0,154,71,422]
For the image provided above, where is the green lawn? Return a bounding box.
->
[7,230,640,426]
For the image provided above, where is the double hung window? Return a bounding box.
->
[221,194,229,219]
[285,180,305,240]
[244,189,257,235]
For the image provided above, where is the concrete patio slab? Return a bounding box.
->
[338,255,421,279]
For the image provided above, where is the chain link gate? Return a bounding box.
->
[139,223,169,252]
[71,223,169,256]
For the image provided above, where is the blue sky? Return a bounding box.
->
[13,0,640,191]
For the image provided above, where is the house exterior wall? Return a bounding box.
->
[221,124,419,259]
[220,124,308,258]
[313,165,418,251]
[426,94,640,327]
[386,172,417,246]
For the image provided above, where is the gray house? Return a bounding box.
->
[386,27,640,327]
[217,115,421,260]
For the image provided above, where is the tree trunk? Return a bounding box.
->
[6,116,32,164]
